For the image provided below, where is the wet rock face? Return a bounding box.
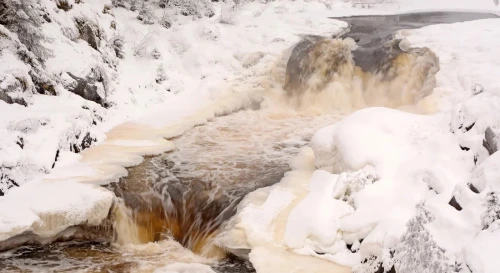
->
[64,71,105,106]
[484,127,499,155]
[283,36,355,96]
[282,12,497,105]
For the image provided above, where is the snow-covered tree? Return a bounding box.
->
[159,10,172,28]
[1,0,53,61]
[219,2,237,25]
[112,0,126,8]
[152,48,161,59]
[130,0,139,11]
[482,191,500,229]
[394,203,453,273]
[156,64,167,83]
[137,2,155,24]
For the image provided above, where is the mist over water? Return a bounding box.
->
[2,11,495,273]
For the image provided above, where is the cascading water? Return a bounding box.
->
[2,11,495,273]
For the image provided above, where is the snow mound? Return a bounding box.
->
[465,223,500,273]
[0,179,113,242]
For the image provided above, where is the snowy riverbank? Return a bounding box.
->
[1,0,500,272]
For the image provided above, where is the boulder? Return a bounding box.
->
[64,71,105,106]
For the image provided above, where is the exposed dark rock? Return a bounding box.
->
[469,183,480,193]
[483,127,498,155]
[56,0,73,11]
[81,132,95,150]
[102,4,113,15]
[449,196,463,211]
[65,72,105,106]
[460,145,470,151]
[52,149,60,169]
[16,137,24,149]
[374,265,396,273]
[35,82,56,95]
[213,253,256,273]
[465,122,475,132]
[0,91,14,104]
[75,19,101,51]
[70,132,97,153]
[0,172,19,196]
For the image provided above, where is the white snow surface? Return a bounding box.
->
[0,178,113,241]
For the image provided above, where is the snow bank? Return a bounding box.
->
[310,107,471,257]
[0,178,113,242]
[216,147,351,272]
[465,223,500,273]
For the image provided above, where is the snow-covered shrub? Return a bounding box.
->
[169,0,215,18]
[55,0,73,11]
[130,0,139,11]
[159,11,172,29]
[199,25,220,41]
[102,4,114,16]
[132,30,152,56]
[333,166,378,206]
[137,3,155,25]
[394,203,453,273]
[219,3,237,25]
[111,33,125,59]
[0,25,55,100]
[155,64,167,83]
[482,191,500,230]
[112,0,126,8]
[0,73,33,106]
[151,47,161,59]
[353,248,394,273]
[1,0,53,61]
[0,170,19,196]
